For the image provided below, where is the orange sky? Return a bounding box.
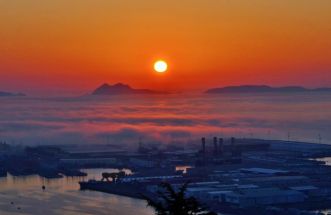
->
[0,0,331,95]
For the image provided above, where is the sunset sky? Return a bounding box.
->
[1,0,331,95]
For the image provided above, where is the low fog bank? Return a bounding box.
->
[0,93,330,147]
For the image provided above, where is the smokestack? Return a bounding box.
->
[218,138,224,155]
[137,137,143,153]
[213,137,218,156]
[201,137,206,154]
[231,137,236,146]
[231,137,236,156]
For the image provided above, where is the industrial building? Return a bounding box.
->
[60,158,117,166]
[224,188,305,207]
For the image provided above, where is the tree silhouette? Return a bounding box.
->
[142,182,217,215]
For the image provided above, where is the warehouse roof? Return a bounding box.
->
[240,167,289,175]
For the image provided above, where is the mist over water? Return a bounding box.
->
[0,92,331,146]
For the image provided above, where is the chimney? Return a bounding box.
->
[231,137,236,156]
[138,138,142,151]
[231,137,235,145]
[218,138,224,155]
[201,137,206,154]
[213,137,218,156]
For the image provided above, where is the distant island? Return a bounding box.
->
[205,85,331,94]
[92,83,167,95]
[0,91,25,97]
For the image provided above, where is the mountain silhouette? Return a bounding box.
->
[0,91,25,97]
[205,85,331,94]
[92,83,166,95]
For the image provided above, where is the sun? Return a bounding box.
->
[154,60,168,73]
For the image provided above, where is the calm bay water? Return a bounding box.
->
[0,169,154,215]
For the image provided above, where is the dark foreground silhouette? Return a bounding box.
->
[142,182,216,215]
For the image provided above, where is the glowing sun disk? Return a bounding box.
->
[154,60,168,73]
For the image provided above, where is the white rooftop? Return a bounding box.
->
[289,185,318,191]
[208,190,233,195]
[240,167,288,174]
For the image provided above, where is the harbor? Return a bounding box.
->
[1,137,331,214]
[74,138,331,215]
[0,168,154,215]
